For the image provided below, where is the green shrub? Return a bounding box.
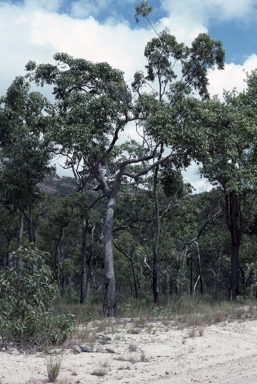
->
[0,245,75,346]
[45,313,75,344]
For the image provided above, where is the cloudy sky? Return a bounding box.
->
[1,0,257,190]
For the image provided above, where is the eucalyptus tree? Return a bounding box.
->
[25,17,224,314]
[132,3,225,303]
[0,77,54,248]
[25,57,134,315]
[26,55,175,315]
[192,75,257,299]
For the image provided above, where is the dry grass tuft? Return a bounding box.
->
[91,368,107,377]
[46,355,62,383]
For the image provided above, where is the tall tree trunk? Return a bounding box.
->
[130,256,139,299]
[195,241,203,295]
[80,217,88,304]
[190,255,193,296]
[226,190,241,300]
[103,194,117,317]
[85,248,94,302]
[152,165,160,303]
[85,225,97,302]
[28,202,35,243]
[16,208,24,268]
[18,208,24,248]
[54,228,63,282]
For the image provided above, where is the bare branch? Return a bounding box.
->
[122,150,183,180]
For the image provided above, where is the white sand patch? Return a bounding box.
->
[1,319,257,383]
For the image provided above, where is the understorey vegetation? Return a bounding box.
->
[0,245,75,347]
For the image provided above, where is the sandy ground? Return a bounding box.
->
[1,318,257,384]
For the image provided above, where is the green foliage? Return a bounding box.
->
[196,90,257,192]
[160,161,185,197]
[135,1,153,23]
[0,245,75,345]
[45,313,75,344]
[182,33,224,98]
[144,29,188,83]
[0,76,55,247]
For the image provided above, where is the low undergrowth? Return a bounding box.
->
[54,294,257,343]
[2,253,256,352]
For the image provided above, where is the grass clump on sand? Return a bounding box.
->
[46,355,62,383]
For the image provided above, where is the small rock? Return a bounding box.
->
[48,348,62,355]
[97,334,112,341]
[0,344,7,351]
[73,345,82,353]
[105,347,116,354]
[96,346,105,353]
[80,343,93,353]
[128,344,138,352]
[10,348,20,356]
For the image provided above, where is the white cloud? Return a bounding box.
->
[208,54,257,97]
[216,0,257,20]
[161,0,257,24]
[70,0,111,19]
[157,16,207,45]
[29,10,151,81]
[0,3,54,93]
[24,0,63,12]
[157,0,257,47]
[182,163,213,193]
[69,0,137,19]
[0,2,152,96]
